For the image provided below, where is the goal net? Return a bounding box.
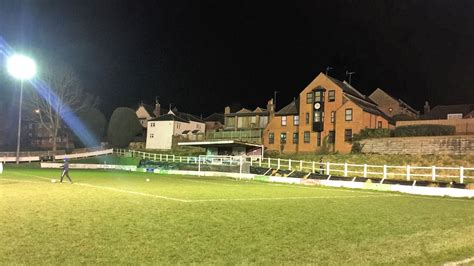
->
[197,155,250,177]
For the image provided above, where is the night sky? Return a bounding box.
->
[0,0,473,118]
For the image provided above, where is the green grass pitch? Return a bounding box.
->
[1,168,473,264]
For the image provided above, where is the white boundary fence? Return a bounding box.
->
[1,148,113,163]
[114,149,474,184]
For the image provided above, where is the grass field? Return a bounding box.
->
[1,168,473,264]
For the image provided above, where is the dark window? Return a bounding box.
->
[280,133,287,144]
[330,111,335,123]
[304,131,310,143]
[293,132,299,144]
[344,129,352,142]
[306,92,313,104]
[269,133,274,144]
[328,90,335,102]
[281,116,287,126]
[317,132,321,146]
[328,131,335,143]
[293,115,299,126]
[305,113,309,124]
[377,121,382,128]
[345,108,353,121]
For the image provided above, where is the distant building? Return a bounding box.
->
[224,99,274,130]
[264,72,392,154]
[25,121,74,150]
[421,103,474,120]
[135,100,166,128]
[146,109,206,150]
[369,88,419,119]
[204,113,225,131]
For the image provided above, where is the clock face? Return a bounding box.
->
[314,103,321,110]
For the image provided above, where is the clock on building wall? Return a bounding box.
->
[314,103,321,110]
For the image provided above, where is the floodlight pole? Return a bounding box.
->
[15,80,24,164]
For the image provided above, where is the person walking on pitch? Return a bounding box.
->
[60,158,73,183]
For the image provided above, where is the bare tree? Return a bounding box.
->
[24,61,98,152]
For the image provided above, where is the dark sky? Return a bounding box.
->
[0,0,473,117]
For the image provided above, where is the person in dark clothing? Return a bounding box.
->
[60,158,73,183]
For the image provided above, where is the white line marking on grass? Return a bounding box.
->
[75,183,190,203]
[187,194,400,203]
[444,256,474,266]
[0,177,46,184]
[8,171,51,181]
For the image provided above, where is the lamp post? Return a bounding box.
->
[6,54,37,164]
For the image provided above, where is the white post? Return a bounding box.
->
[187,157,190,163]
[173,155,175,162]
[407,165,411,181]
[268,158,271,168]
[344,163,348,177]
[250,159,253,166]
[239,157,243,178]
[432,166,436,181]
[312,161,315,173]
[289,159,292,170]
[363,164,367,178]
[383,165,387,180]
[154,154,156,161]
[300,160,303,171]
[326,162,330,175]
[277,158,280,169]
[198,157,201,175]
[460,166,464,184]
[159,154,162,161]
[259,157,262,167]
[165,154,168,161]
[179,156,182,163]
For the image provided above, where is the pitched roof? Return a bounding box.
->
[421,104,474,120]
[344,93,395,125]
[149,113,188,123]
[369,88,419,114]
[275,98,299,116]
[327,76,375,103]
[204,113,225,124]
[175,111,204,123]
[225,107,269,117]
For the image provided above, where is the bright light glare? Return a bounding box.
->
[7,54,37,80]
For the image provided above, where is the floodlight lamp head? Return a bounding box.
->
[7,54,37,80]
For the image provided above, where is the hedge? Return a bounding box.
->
[352,128,392,141]
[394,124,455,137]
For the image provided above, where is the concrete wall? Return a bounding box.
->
[396,118,474,135]
[360,135,474,155]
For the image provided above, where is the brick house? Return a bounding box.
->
[369,88,419,119]
[263,72,392,154]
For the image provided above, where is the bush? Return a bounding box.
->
[351,142,363,153]
[394,125,455,137]
[352,128,392,141]
[107,107,142,148]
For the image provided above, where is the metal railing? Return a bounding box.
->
[114,149,474,184]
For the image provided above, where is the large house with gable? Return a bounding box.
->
[263,72,393,154]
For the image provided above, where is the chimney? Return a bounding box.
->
[224,106,230,114]
[154,98,161,117]
[424,101,430,114]
[267,98,274,119]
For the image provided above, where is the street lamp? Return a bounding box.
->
[6,54,37,164]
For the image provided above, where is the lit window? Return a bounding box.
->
[314,91,322,102]
[293,115,299,126]
[280,133,287,144]
[281,116,287,126]
[345,109,353,121]
[306,92,313,104]
[331,111,335,123]
[314,111,321,122]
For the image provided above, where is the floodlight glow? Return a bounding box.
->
[7,54,37,80]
